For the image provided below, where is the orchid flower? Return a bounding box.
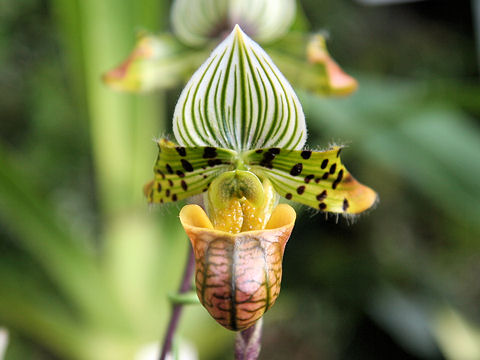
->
[144,26,376,331]
[103,0,357,96]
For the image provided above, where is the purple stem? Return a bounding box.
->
[235,318,263,360]
[159,244,196,360]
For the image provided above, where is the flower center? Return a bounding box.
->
[206,170,277,234]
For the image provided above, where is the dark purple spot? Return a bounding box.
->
[172,194,178,201]
[156,183,162,192]
[166,164,173,174]
[168,179,173,187]
[260,150,277,168]
[332,169,344,189]
[321,159,329,169]
[181,180,188,191]
[304,174,315,183]
[175,147,186,157]
[290,163,303,176]
[285,193,292,200]
[343,198,349,211]
[255,149,263,154]
[297,186,305,195]
[329,163,337,174]
[319,202,327,210]
[203,147,217,159]
[260,161,273,169]
[316,190,327,201]
[322,172,329,180]
[176,170,185,178]
[203,174,208,179]
[301,150,312,160]
[268,148,280,155]
[181,159,194,172]
[165,189,170,197]
[208,159,222,167]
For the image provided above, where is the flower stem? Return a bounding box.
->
[159,244,196,360]
[234,318,263,360]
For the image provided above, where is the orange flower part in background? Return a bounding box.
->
[307,35,358,95]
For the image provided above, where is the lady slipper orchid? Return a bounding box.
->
[103,0,357,95]
[144,26,377,330]
[180,171,295,330]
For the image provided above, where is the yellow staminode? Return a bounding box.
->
[206,170,277,233]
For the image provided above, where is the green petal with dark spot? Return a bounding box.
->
[244,146,377,214]
[144,139,237,204]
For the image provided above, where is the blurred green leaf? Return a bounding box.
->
[0,147,130,330]
[368,285,440,358]
[0,260,86,359]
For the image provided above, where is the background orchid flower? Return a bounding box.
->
[103,0,357,95]
[144,26,376,333]
[171,0,296,46]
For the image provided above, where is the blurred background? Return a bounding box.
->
[1,0,480,359]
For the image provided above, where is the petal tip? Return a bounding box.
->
[179,204,214,230]
[266,204,296,230]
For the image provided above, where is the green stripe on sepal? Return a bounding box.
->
[243,147,378,214]
[144,139,237,204]
[173,25,306,152]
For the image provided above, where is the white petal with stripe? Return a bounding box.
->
[173,25,306,152]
